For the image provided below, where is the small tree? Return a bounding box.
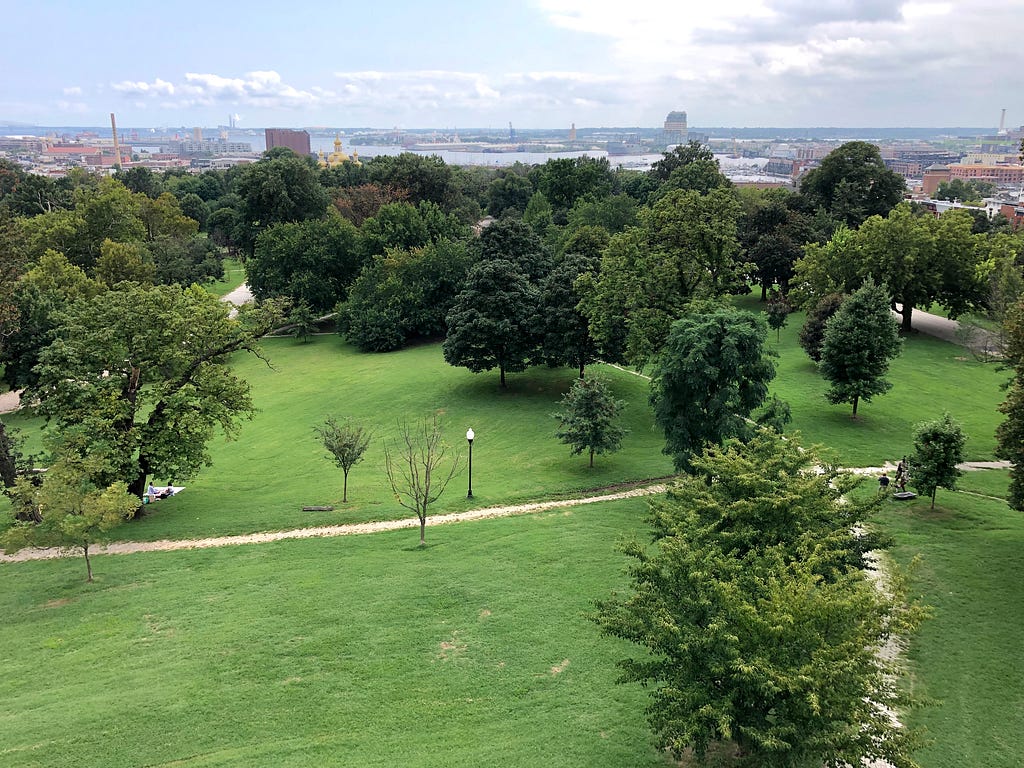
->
[820,279,902,417]
[753,394,792,434]
[764,290,792,342]
[912,413,966,509]
[798,292,845,362]
[2,446,137,582]
[552,377,628,467]
[315,417,372,502]
[383,415,461,546]
[289,301,318,343]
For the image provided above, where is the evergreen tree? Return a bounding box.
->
[819,279,902,417]
[552,377,628,467]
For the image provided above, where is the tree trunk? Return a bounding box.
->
[579,361,585,379]
[589,448,594,468]
[499,365,506,389]
[931,488,937,510]
[419,517,426,547]
[343,471,349,503]
[901,303,914,332]
[852,395,859,418]
[128,454,152,508]
[760,283,768,301]
[83,543,93,583]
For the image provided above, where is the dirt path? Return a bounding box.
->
[0,484,667,563]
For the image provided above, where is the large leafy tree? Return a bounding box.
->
[595,435,923,768]
[360,200,467,259]
[475,216,551,281]
[534,252,601,378]
[248,217,363,312]
[235,149,329,255]
[996,298,1024,509]
[29,283,285,500]
[528,156,615,214]
[798,292,845,362]
[366,153,457,209]
[443,259,539,388]
[912,413,966,509]
[799,141,905,228]
[552,377,628,467]
[649,308,775,470]
[819,279,902,417]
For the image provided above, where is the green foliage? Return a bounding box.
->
[534,252,600,376]
[797,292,845,362]
[819,279,903,417]
[288,301,317,343]
[94,239,155,286]
[935,178,995,203]
[764,290,791,341]
[528,156,615,213]
[552,377,627,467]
[366,152,458,209]
[314,417,371,502]
[912,412,966,509]
[443,259,539,388]
[799,141,905,228]
[584,188,745,368]
[486,170,533,216]
[236,151,329,254]
[341,239,471,352]
[753,394,792,434]
[360,200,467,259]
[248,217,363,312]
[996,299,1024,509]
[476,216,551,281]
[649,308,775,470]
[595,435,923,767]
[1,442,137,581]
[28,283,285,498]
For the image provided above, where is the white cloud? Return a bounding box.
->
[62,86,83,96]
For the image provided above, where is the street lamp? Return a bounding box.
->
[466,427,475,499]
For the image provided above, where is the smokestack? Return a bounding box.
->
[110,112,123,170]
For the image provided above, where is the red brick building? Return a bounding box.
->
[264,128,311,157]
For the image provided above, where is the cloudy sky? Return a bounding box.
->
[2,0,1022,129]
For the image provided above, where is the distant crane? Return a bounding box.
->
[508,121,516,141]
[998,108,1008,135]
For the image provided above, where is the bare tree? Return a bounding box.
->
[383,415,462,546]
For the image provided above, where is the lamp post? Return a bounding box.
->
[466,427,475,499]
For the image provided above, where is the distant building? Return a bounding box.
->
[265,128,311,157]
[663,110,688,144]
[165,138,253,155]
[922,164,951,197]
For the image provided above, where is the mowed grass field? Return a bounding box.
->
[876,472,1024,768]
[0,498,668,768]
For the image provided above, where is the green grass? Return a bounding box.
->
[877,488,1024,767]
[955,468,1010,501]
[3,337,672,543]
[204,257,246,297]
[732,294,1008,467]
[0,497,668,768]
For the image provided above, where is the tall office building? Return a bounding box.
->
[265,128,312,156]
[663,110,688,144]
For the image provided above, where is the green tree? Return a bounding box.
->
[94,239,155,286]
[528,156,615,213]
[649,308,775,470]
[443,259,539,388]
[28,283,285,500]
[367,153,457,209]
[594,435,923,768]
[2,441,137,582]
[383,415,461,546]
[934,178,995,202]
[236,150,329,254]
[476,216,551,281]
[912,413,966,509]
[288,301,317,343]
[819,279,902,417]
[535,252,600,378]
[764,290,791,342]
[798,292,845,362]
[552,377,628,467]
[996,298,1024,509]
[315,417,372,502]
[486,171,533,217]
[248,217,363,313]
[800,141,905,227]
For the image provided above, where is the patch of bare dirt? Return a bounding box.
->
[549,658,570,675]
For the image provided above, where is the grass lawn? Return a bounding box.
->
[732,294,1008,467]
[1,337,674,543]
[0,497,669,768]
[204,257,246,297]
[876,487,1024,767]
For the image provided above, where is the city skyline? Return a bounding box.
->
[3,1,1022,130]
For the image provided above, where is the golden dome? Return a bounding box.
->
[326,133,349,165]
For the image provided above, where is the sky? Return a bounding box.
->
[2,0,1022,129]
